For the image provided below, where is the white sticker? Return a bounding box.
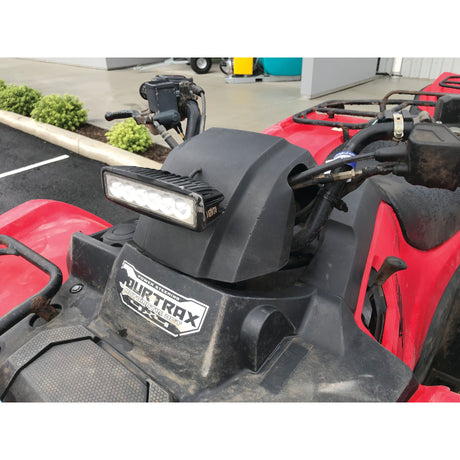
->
[117,260,209,337]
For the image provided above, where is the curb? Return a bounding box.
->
[0,110,163,170]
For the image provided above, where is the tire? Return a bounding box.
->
[190,58,212,74]
[219,58,232,75]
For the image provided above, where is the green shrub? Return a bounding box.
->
[105,118,152,153]
[0,79,6,91]
[30,94,87,131]
[0,84,42,116]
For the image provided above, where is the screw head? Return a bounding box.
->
[70,284,83,294]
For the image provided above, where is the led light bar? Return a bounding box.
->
[101,166,224,231]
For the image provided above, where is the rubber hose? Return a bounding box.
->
[290,120,414,253]
[291,179,347,253]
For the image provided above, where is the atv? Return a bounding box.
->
[0,72,459,402]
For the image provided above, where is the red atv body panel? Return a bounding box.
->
[409,383,460,402]
[0,200,110,316]
[263,113,362,165]
[355,202,460,369]
[356,203,460,402]
[417,71,460,117]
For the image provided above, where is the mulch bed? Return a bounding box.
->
[75,123,171,164]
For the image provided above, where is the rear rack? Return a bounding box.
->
[293,90,447,142]
[439,75,460,90]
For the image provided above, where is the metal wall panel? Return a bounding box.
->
[377,58,460,77]
[401,58,460,78]
[377,58,394,74]
[301,58,378,98]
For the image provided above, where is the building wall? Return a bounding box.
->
[301,58,378,98]
[401,58,460,79]
[376,58,394,75]
[378,58,460,78]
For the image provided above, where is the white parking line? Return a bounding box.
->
[0,154,70,179]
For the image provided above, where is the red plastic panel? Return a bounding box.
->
[354,203,460,401]
[417,72,460,116]
[354,202,460,369]
[0,200,110,316]
[263,113,363,165]
[409,384,460,402]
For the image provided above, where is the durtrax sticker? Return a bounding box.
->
[117,260,209,337]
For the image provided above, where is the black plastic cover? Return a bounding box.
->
[133,128,317,283]
[143,77,178,114]
[3,339,148,402]
[372,175,460,250]
[406,123,460,190]
[434,94,460,124]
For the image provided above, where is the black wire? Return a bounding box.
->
[293,162,398,222]
[294,162,398,189]
[288,151,376,187]
[290,120,413,188]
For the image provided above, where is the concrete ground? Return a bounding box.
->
[0,58,433,142]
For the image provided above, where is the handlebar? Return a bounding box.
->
[106,75,206,146]
[105,110,140,121]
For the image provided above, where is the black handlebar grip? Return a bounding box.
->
[105,110,138,121]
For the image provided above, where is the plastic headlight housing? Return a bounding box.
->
[102,166,224,231]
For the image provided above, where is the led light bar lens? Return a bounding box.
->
[102,166,224,231]
[104,173,197,228]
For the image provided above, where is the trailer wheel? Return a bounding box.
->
[190,58,212,74]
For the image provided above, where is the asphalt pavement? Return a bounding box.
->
[0,123,138,225]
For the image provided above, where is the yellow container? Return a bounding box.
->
[233,58,254,75]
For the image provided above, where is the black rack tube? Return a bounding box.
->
[344,120,413,154]
[0,235,63,336]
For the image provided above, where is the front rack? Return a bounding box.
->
[292,90,447,141]
[0,235,62,335]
